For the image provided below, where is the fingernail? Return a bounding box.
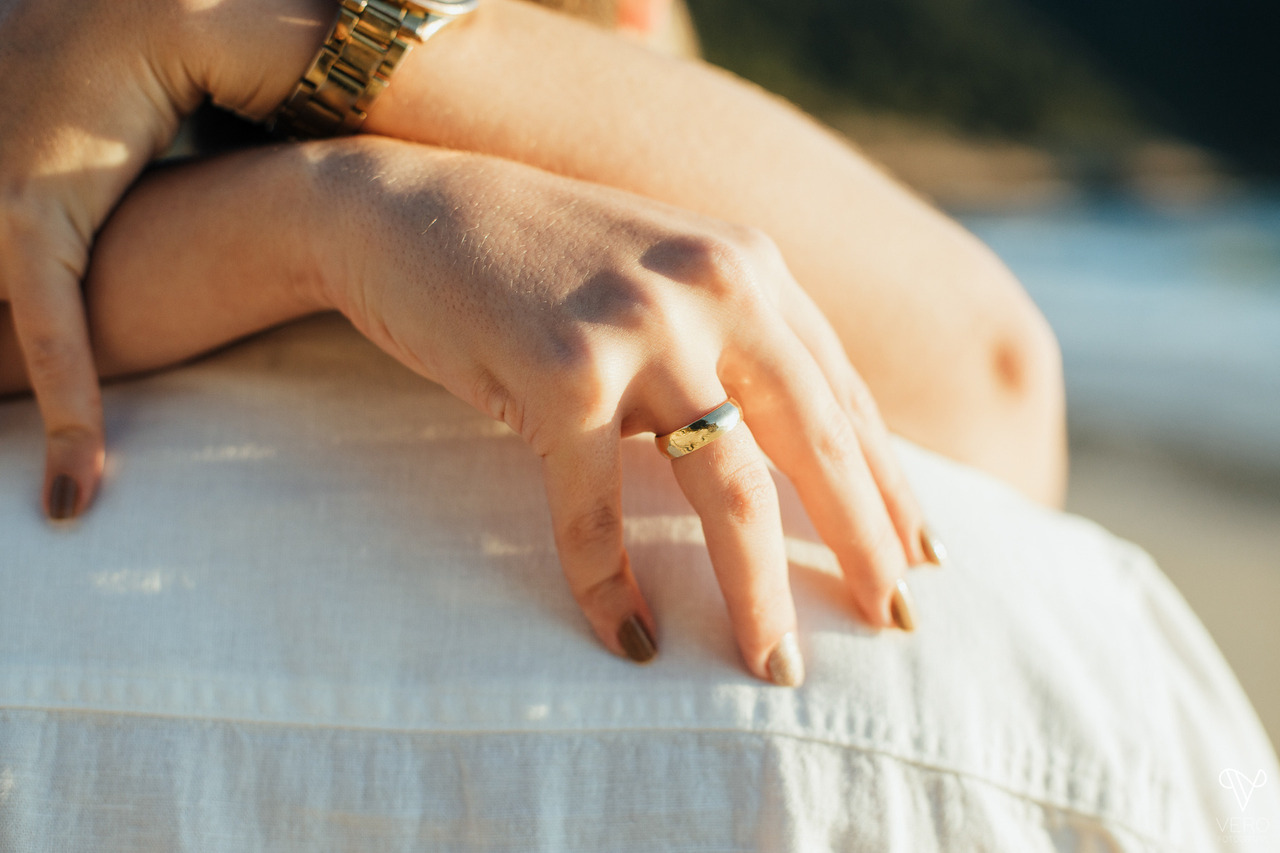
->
[617,614,657,664]
[767,632,805,687]
[920,525,948,566]
[48,474,80,521]
[890,578,917,632]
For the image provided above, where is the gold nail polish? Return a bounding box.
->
[890,578,917,632]
[767,632,805,687]
[617,614,657,664]
[920,525,948,566]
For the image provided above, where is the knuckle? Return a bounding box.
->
[46,422,104,450]
[563,266,658,327]
[844,373,880,420]
[645,231,783,319]
[728,223,782,265]
[0,195,76,254]
[546,337,618,415]
[720,225,787,307]
[560,504,623,554]
[813,404,863,469]
[573,559,632,611]
[20,330,85,383]
[473,371,526,438]
[667,233,754,298]
[716,460,778,527]
[704,243,756,301]
[0,200,37,268]
[555,344,603,396]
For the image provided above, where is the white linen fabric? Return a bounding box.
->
[1,317,1276,852]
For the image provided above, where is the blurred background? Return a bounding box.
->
[684,0,1280,742]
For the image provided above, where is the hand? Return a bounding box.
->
[4,135,938,682]
[307,138,938,683]
[0,0,328,518]
[2,131,943,681]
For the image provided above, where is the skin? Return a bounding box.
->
[2,137,937,680]
[0,0,1065,520]
[0,0,1066,678]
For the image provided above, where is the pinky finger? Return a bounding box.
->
[781,281,942,566]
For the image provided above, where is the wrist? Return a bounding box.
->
[176,0,334,121]
[291,136,469,330]
[269,144,344,317]
[288,138,384,318]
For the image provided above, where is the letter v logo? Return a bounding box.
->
[1220,768,1268,811]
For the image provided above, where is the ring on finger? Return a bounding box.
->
[655,398,743,459]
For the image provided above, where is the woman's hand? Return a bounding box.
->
[306,138,937,682]
[3,136,940,683]
[0,0,329,518]
[1,0,1063,525]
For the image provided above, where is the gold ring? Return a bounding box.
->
[655,398,743,459]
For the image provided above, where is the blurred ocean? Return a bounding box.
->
[963,195,1280,480]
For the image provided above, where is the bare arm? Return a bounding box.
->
[1,0,1064,510]
[211,0,1068,501]
[353,0,1067,503]
[2,136,948,680]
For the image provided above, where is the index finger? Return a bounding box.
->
[4,252,105,520]
[541,423,658,665]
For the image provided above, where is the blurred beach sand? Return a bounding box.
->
[958,197,1280,752]
[1066,435,1280,749]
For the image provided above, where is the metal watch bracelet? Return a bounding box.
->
[271,0,478,139]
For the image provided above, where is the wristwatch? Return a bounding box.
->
[271,0,480,139]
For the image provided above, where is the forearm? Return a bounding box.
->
[359,0,1067,502]
[6,0,1063,501]
[0,146,326,396]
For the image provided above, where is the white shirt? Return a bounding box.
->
[1,317,1276,851]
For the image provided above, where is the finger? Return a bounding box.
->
[664,407,804,687]
[0,303,28,395]
[541,422,657,664]
[4,256,105,521]
[780,280,945,566]
[729,315,916,631]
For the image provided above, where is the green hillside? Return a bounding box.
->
[687,0,1143,144]
[687,0,1279,173]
